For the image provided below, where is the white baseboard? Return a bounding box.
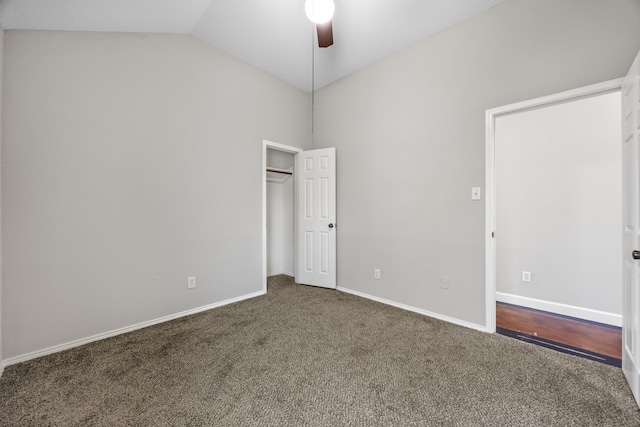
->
[496,292,622,327]
[267,271,294,277]
[2,289,266,368]
[337,286,489,333]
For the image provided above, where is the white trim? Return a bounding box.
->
[496,292,622,327]
[337,286,489,333]
[485,101,497,332]
[487,79,624,116]
[263,140,304,154]
[267,271,294,277]
[2,290,265,368]
[485,78,624,333]
[262,140,302,294]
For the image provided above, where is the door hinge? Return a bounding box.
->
[492,231,495,238]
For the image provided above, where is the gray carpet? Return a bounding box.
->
[1,275,639,426]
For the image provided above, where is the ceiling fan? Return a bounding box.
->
[305,0,334,48]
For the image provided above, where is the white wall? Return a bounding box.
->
[267,181,283,275]
[496,91,622,319]
[2,31,311,361]
[266,149,295,276]
[313,0,640,327]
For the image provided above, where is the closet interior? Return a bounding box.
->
[266,149,295,277]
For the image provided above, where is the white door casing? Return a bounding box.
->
[485,78,624,333]
[622,50,640,407]
[296,148,337,289]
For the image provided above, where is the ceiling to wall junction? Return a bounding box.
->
[0,0,504,92]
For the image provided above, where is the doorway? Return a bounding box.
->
[266,149,295,277]
[485,80,624,360]
[262,140,302,293]
[262,140,338,292]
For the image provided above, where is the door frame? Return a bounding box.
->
[262,140,303,293]
[484,78,624,332]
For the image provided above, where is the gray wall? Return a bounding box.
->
[496,91,622,317]
[2,31,311,360]
[0,23,3,370]
[4,0,640,362]
[313,0,640,326]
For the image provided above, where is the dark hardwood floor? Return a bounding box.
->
[496,302,621,360]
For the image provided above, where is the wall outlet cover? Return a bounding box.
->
[471,187,481,200]
[440,276,449,289]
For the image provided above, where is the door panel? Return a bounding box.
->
[296,148,336,289]
[623,50,640,407]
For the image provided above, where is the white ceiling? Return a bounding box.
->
[0,0,505,92]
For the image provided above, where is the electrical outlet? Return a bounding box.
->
[188,276,196,289]
[374,269,381,279]
[471,187,481,200]
[522,271,531,283]
[440,276,449,290]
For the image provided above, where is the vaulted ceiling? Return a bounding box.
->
[0,0,504,91]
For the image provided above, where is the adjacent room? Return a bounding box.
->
[1,0,640,425]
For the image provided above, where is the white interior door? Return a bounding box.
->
[623,50,640,407]
[296,147,336,289]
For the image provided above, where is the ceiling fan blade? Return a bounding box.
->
[316,21,333,48]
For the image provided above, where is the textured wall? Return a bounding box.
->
[312,0,640,327]
[2,31,311,359]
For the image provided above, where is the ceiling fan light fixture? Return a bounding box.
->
[305,0,335,24]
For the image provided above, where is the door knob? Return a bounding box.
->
[634,250,640,260]
[328,223,335,228]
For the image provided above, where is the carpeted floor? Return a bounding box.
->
[1,275,639,426]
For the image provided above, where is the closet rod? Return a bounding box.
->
[266,168,293,175]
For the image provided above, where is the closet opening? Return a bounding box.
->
[262,140,302,293]
[266,149,295,278]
